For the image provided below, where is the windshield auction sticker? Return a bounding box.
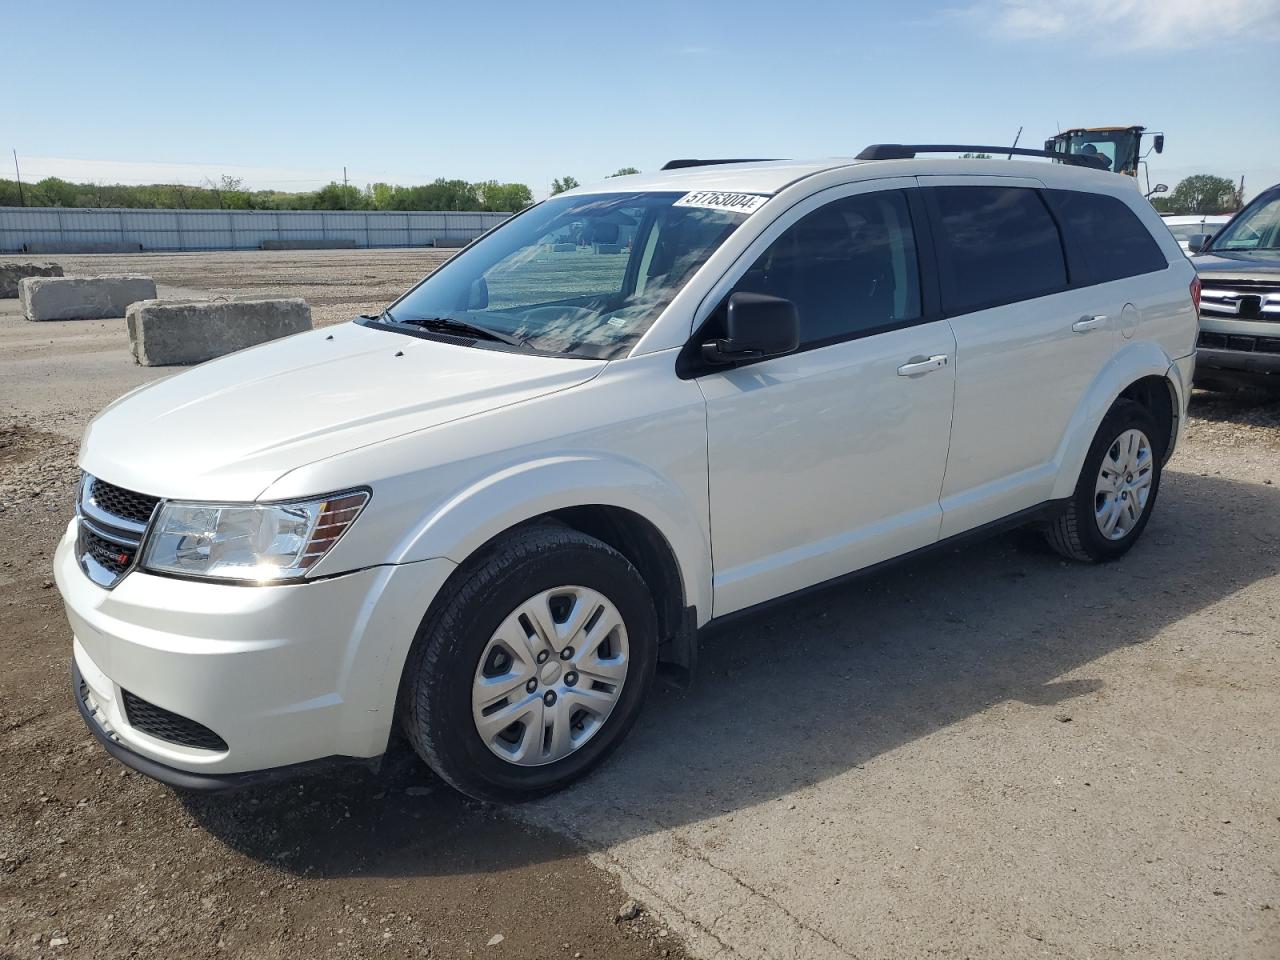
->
[673,191,769,214]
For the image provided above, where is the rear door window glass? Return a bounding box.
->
[930,186,1068,314]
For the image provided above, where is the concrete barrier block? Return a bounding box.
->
[19,275,157,321]
[0,261,63,298]
[23,241,143,254]
[127,297,312,366]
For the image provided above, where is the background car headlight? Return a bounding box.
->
[141,490,368,582]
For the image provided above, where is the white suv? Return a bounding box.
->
[56,149,1199,801]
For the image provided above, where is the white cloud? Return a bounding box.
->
[970,0,1280,51]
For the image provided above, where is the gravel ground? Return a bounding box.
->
[0,422,687,960]
[0,250,1277,960]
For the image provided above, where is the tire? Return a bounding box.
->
[398,524,658,802]
[1043,399,1164,563]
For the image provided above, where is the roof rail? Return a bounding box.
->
[660,158,781,170]
[856,144,1108,170]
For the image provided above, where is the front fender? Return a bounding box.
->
[1050,341,1182,501]
[394,453,713,623]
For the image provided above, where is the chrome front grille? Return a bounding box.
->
[1199,280,1280,320]
[87,478,160,526]
[77,475,159,588]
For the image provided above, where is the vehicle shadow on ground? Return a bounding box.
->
[183,469,1280,877]
[1189,387,1280,426]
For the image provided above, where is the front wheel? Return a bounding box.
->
[398,525,658,802]
[1043,399,1164,563]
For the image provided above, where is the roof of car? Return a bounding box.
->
[568,157,1137,198]
[570,160,850,196]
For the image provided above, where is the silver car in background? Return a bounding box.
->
[1163,214,1232,255]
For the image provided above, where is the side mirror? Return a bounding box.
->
[702,292,799,365]
[467,277,489,310]
[1153,134,1165,154]
[1187,234,1211,254]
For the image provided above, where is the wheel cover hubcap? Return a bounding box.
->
[472,585,629,766]
[1094,428,1154,541]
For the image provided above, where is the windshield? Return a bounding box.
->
[383,191,755,359]
[1059,131,1140,175]
[1210,194,1280,255]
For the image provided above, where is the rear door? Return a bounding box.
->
[692,180,957,616]
[920,178,1119,538]
[1045,187,1176,346]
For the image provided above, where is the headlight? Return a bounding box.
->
[141,490,369,583]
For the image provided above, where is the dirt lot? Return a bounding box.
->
[1,250,1278,960]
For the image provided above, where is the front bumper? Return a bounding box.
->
[1195,346,1280,381]
[55,523,455,782]
[71,659,368,790]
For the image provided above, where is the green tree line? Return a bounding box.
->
[1150,174,1241,215]
[0,174,534,212]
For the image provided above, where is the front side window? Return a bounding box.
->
[1210,193,1280,257]
[1049,190,1167,283]
[728,190,922,348]
[384,192,752,359]
[931,186,1068,314]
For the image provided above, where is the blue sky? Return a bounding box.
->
[5,0,1280,199]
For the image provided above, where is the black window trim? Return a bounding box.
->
[676,180,1178,379]
[924,184,1174,319]
[676,184,944,379]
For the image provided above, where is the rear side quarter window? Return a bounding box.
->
[1047,189,1168,283]
[927,186,1069,315]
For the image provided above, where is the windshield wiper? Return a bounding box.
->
[398,315,523,347]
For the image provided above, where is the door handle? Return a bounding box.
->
[1072,315,1107,333]
[896,354,949,377]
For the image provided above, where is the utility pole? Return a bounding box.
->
[12,150,25,207]
[343,166,348,188]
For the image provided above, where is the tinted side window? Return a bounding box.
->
[731,190,921,347]
[1048,190,1168,282]
[931,186,1068,314]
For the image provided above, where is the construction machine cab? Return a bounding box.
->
[1044,126,1164,177]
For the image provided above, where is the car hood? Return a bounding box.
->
[80,322,605,501]
[1192,251,1280,279]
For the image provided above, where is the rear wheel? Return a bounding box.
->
[1043,399,1163,563]
[398,525,658,802]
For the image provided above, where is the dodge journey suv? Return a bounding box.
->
[57,147,1199,801]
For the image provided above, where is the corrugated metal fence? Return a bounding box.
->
[0,207,511,252]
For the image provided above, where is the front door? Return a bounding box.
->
[693,182,957,616]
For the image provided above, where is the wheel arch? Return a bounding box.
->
[395,454,712,632]
[1050,343,1183,501]
[1118,374,1178,463]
